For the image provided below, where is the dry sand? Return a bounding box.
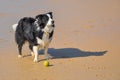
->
[0,0,120,80]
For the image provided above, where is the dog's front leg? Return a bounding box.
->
[44,45,49,60]
[33,46,39,62]
[44,44,52,60]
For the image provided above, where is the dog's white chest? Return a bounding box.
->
[36,33,51,47]
[43,33,50,43]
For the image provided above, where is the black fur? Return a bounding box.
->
[49,31,54,39]
[15,12,55,56]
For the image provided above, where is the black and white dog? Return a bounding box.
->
[12,12,55,62]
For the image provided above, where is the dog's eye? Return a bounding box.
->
[41,26,45,28]
[40,23,45,29]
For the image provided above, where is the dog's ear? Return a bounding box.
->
[35,14,43,19]
[35,15,43,25]
[35,15,39,19]
[47,12,53,17]
[48,12,52,15]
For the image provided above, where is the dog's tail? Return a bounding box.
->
[12,23,18,31]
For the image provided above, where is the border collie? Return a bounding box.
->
[12,12,55,62]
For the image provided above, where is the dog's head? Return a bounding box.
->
[35,12,54,31]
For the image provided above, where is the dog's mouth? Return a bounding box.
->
[51,20,55,27]
[52,24,55,27]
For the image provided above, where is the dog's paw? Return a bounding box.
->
[34,58,38,62]
[46,54,53,60]
[18,55,22,58]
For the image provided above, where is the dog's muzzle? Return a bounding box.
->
[51,21,55,27]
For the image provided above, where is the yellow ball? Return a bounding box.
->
[44,61,49,67]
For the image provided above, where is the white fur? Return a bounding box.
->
[44,43,49,59]
[36,14,53,47]
[12,23,18,31]
[34,31,52,62]
[31,51,34,56]
[18,55,22,58]
[36,37,44,48]
[34,19,40,31]
[46,14,53,26]
[33,46,39,62]
[44,25,54,33]
[14,13,54,62]
[33,35,51,62]
[43,14,54,33]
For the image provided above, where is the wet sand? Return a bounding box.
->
[0,0,120,80]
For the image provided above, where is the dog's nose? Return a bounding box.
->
[52,21,54,24]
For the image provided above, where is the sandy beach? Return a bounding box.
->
[0,0,120,80]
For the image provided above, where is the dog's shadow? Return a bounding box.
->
[39,48,107,59]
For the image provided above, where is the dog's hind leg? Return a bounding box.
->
[16,36,25,58]
[18,42,24,58]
